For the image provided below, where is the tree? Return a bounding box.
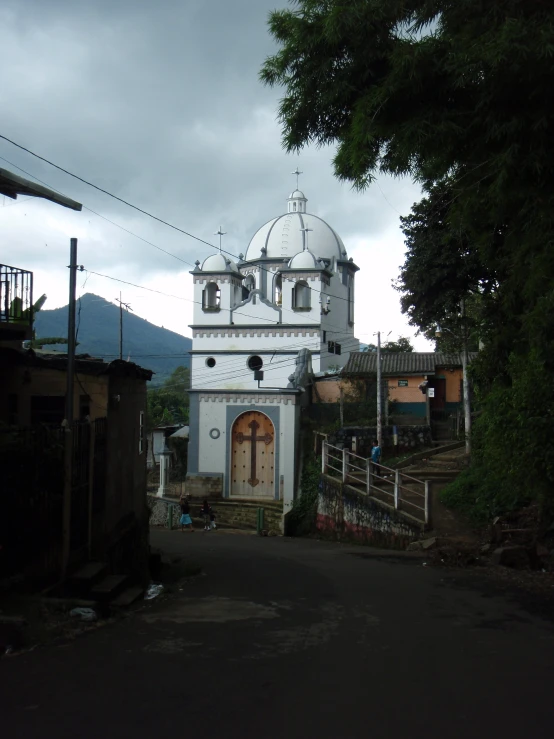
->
[146,365,190,432]
[262,1,554,520]
[382,337,413,354]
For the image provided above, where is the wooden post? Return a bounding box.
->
[342,448,348,483]
[321,441,327,474]
[339,385,344,428]
[366,461,370,496]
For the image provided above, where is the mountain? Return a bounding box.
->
[34,293,191,383]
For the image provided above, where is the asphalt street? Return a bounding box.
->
[2,530,554,739]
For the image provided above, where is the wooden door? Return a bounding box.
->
[231,411,275,498]
[430,378,446,410]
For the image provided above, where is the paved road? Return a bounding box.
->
[2,531,554,738]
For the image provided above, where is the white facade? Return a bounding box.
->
[186,189,360,518]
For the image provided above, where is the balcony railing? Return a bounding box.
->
[0,264,33,341]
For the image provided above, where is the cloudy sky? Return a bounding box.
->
[0,0,431,350]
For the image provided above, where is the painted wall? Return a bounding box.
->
[438,367,463,403]
[316,475,422,548]
[319,263,358,372]
[388,376,426,403]
[188,392,299,513]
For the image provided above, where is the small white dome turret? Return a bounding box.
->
[201,253,239,273]
[288,249,320,270]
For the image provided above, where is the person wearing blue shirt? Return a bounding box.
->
[371,439,381,477]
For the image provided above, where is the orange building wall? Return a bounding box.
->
[440,367,463,403]
[313,377,344,403]
[388,376,426,403]
[313,368,463,407]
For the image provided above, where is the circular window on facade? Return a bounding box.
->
[247,355,263,371]
[206,357,216,368]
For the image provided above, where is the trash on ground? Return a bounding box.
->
[69,607,98,622]
[145,583,164,600]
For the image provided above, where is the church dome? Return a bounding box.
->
[245,191,346,262]
[288,249,321,270]
[201,253,239,272]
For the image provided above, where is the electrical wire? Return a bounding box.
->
[0,135,359,307]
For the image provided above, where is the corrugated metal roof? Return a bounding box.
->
[0,167,82,211]
[343,352,478,376]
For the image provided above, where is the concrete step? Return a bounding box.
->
[110,586,144,609]
[90,574,129,601]
[405,472,459,482]
[68,561,107,596]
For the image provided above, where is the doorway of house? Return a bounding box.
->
[428,377,451,440]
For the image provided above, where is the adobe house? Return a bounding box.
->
[0,346,152,581]
[0,168,154,582]
[341,352,476,432]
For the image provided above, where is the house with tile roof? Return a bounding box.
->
[314,352,476,437]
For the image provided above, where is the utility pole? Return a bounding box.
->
[435,301,472,455]
[62,238,78,576]
[376,331,382,448]
[115,293,132,360]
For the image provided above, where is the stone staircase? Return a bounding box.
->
[345,444,468,527]
[397,446,472,538]
[56,561,144,614]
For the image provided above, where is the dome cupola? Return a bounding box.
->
[287,189,307,214]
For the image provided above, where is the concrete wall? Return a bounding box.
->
[331,425,433,455]
[316,475,421,548]
[0,362,109,425]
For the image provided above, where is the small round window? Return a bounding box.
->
[247,355,263,371]
[206,357,216,368]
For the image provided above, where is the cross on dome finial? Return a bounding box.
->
[215,226,226,253]
[300,226,313,251]
[291,167,303,190]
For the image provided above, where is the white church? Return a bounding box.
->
[185,185,360,517]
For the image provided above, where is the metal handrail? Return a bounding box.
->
[321,441,430,525]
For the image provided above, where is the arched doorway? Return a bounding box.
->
[231,411,275,498]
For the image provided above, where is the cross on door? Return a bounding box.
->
[236,419,273,487]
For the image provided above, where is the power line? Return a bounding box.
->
[0,133,218,252]
[0,134,358,308]
[0,150,361,340]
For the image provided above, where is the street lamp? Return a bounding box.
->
[435,307,471,455]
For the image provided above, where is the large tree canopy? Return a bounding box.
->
[262,1,554,195]
[262,0,554,520]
